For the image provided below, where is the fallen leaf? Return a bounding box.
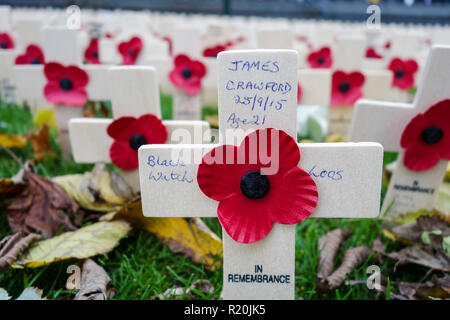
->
[371,237,386,264]
[388,216,450,245]
[0,233,41,273]
[204,115,218,129]
[385,245,450,272]
[435,182,450,222]
[83,101,111,118]
[0,133,27,148]
[53,163,136,212]
[6,163,81,238]
[157,279,214,300]
[0,287,45,300]
[74,259,112,300]
[16,287,45,300]
[33,108,56,128]
[325,246,371,291]
[316,229,352,292]
[30,123,56,162]
[13,220,131,268]
[0,178,25,199]
[110,199,222,270]
[396,275,450,300]
[324,133,346,143]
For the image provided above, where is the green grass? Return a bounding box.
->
[0,97,440,300]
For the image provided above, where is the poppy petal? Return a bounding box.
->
[110,140,138,170]
[268,167,318,224]
[218,194,273,243]
[400,114,429,149]
[107,117,139,141]
[66,66,89,88]
[136,114,168,144]
[403,143,441,172]
[44,62,65,80]
[197,145,242,201]
[424,99,450,131]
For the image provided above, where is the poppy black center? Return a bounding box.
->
[59,78,73,91]
[317,57,325,65]
[240,170,270,200]
[0,42,7,49]
[395,69,405,78]
[181,68,192,79]
[129,134,147,151]
[30,59,41,65]
[339,82,350,93]
[421,125,443,145]
[92,51,98,58]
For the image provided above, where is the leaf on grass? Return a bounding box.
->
[316,229,352,292]
[30,123,56,162]
[388,216,450,245]
[394,275,450,300]
[0,133,27,148]
[74,259,112,300]
[0,287,45,300]
[157,279,214,300]
[13,220,131,268]
[109,199,222,270]
[6,163,81,238]
[435,182,450,222]
[16,287,45,300]
[33,109,56,128]
[0,233,41,273]
[385,245,450,272]
[0,178,25,199]
[53,163,136,212]
[204,115,218,129]
[325,246,371,291]
[83,101,111,118]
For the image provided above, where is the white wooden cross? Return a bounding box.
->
[138,50,383,299]
[13,26,111,158]
[69,66,210,191]
[349,45,450,218]
[327,35,393,135]
[171,24,204,120]
[0,6,16,103]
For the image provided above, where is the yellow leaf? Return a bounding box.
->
[204,115,218,129]
[435,182,450,223]
[0,134,27,148]
[33,109,56,128]
[52,163,137,212]
[12,220,131,268]
[324,133,346,143]
[111,199,222,270]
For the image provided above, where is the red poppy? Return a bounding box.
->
[400,99,450,172]
[118,36,143,65]
[297,83,302,104]
[107,114,168,170]
[0,33,14,49]
[15,44,44,65]
[384,41,391,49]
[366,47,383,59]
[84,38,100,64]
[330,70,365,107]
[43,62,89,106]
[307,47,332,69]
[169,54,206,96]
[197,128,318,244]
[388,57,418,91]
[203,44,226,58]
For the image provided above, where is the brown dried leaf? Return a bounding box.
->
[6,163,81,238]
[0,233,41,273]
[157,279,214,300]
[316,229,352,291]
[386,245,450,272]
[83,101,110,118]
[396,275,450,300]
[389,216,450,244]
[325,246,371,291]
[110,199,222,270]
[30,123,56,162]
[74,259,112,300]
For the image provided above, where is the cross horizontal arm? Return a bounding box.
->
[69,118,211,163]
[349,99,416,151]
[138,142,383,218]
